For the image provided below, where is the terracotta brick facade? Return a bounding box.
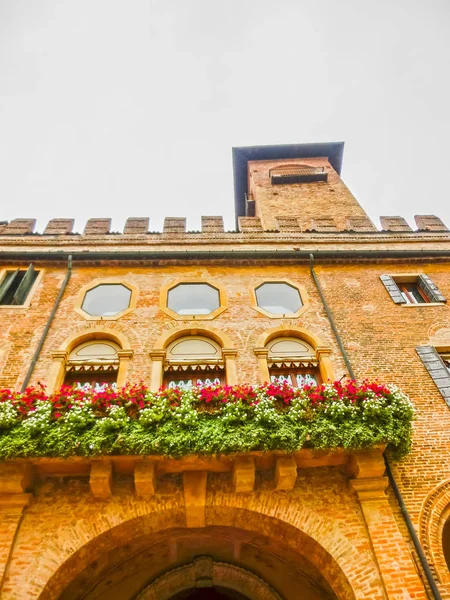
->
[1,143,450,598]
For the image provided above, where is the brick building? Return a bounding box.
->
[1,142,450,599]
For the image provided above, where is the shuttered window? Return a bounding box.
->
[380,274,446,305]
[416,346,450,405]
[0,265,39,306]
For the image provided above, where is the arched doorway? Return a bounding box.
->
[170,589,249,600]
[29,502,367,600]
[48,526,345,600]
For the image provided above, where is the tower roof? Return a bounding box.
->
[232,142,345,224]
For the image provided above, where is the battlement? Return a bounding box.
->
[0,214,448,237]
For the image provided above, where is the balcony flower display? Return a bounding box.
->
[0,380,414,459]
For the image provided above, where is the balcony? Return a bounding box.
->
[0,380,412,500]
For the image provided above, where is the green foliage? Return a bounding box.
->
[0,382,414,460]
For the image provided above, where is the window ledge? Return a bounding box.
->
[401,302,445,308]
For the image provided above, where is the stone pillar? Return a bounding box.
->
[47,351,67,393]
[316,347,335,382]
[0,465,33,592]
[149,350,166,391]
[222,349,238,385]
[117,350,133,387]
[253,348,270,383]
[349,450,427,599]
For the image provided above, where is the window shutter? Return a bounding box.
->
[11,264,37,305]
[416,346,450,406]
[379,275,406,304]
[0,270,20,304]
[418,274,446,303]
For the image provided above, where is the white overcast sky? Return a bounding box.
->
[1,0,449,234]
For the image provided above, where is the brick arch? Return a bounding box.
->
[136,557,282,600]
[57,326,133,353]
[427,321,450,345]
[256,325,335,382]
[256,324,326,350]
[154,324,236,350]
[45,326,135,392]
[419,479,450,583]
[30,496,373,600]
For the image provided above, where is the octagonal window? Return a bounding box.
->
[255,282,302,315]
[167,283,220,316]
[81,284,132,317]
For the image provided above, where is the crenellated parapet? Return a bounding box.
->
[0,214,448,238]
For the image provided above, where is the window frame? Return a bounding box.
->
[250,279,309,319]
[0,266,43,309]
[49,333,133,393]
[75,279,138,321]
[398,281,429,304]
[380,273,446,307]
[160,279,228,321]
[269,366,320,388]
[162,365,226,389]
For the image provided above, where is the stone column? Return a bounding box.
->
[253,348,270,383]
[316,347,335,382]
[349,449,427,600]
[0,465,33,592]
[222,349,238,385]
[47,350,67,393]
[117,349,133,386]
[149,350,166,391]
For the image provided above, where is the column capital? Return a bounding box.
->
[350,476,389,501]
[117,349,133,360]
[253,347,269,358]
[149,349,166,361]
[51,350,67,361]
[222,348,237,358]
[0,493,33,512]
[315,346,332,357]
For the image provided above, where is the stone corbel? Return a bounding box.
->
[347,446,386,480]
[183,471,207,528]
[134,462,156,497]
[233,457,255,492]
[90,460,112,498]
[0,463,34,496]
[275,457,297,490]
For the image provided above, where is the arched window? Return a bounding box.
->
[266,337,320,388]
[63,341,120,390]
[269,164,327,185]
[163,336,225,389]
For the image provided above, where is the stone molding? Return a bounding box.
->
[419,478,450,584]
[135,556,283,600]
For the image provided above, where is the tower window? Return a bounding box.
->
[0,264,39,306]
[269,165,327,185]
